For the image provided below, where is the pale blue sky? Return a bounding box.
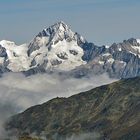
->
[0,0,140,45]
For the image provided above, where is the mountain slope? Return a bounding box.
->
[6,77,140,140]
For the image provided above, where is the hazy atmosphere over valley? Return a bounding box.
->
[0,0,140,140]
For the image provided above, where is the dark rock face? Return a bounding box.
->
[57,52,68,60]
[6,77,140,140]
[0,45,10,75]
[0,45,7,57]
[69,50,78,55]
[30,59,37,67]
[51,59,62,66]
[82,43,106,62]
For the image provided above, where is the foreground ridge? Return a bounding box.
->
[6,77,140,140]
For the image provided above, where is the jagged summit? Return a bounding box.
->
[37,21,72,38]
[26,21,87,71]
[39,21,70,36]
[37,21,86,45]
[35,21,86,46]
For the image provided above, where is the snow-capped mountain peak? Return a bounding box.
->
[43,21,70,35]
[35,21,86,47]
[44,21,74,44]
[0,22,87,73]
[37,21,74,42]
[27,21,87,71]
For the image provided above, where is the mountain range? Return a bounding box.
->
[0,21,140,78]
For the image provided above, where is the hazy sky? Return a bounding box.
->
[0,0,140,45]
